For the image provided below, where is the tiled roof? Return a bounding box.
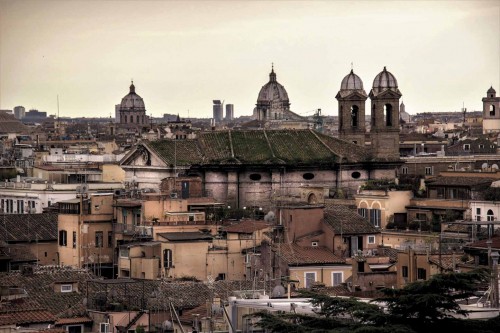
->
[222,220,272,234]
[0,111,29,134]
[276,243,345,266]
[464,235,500,251]
[426,177,495,187]
[0,309,56,325]
[55,317,93,325]
[0,267,96,319]
[4,244,38,262]
[158,232,213,241]
[0,213,58,242]
[144,129,374,167]
[323,205,378,235]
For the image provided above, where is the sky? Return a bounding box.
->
[0,0,499,119]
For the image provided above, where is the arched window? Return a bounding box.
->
[371,105,376,126]
[137,115,140,123]
[350,105,359,127]
[124,115,127,123]
[307,193,318,204]
[490,105,496,116]
[384,104,393,126]
[339,106,343,129]
[130,115,133,123]
[142,115,145,123]
[487,209,494,221]
[59,230,67,246]
[163,249,173,268]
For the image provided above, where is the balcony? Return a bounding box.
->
[114,224,153,238]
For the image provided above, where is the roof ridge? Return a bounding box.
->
[262,129,276,158]
[308,129,340,160]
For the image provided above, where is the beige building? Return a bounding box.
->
[57,194,114,275]
[355,189,413,229]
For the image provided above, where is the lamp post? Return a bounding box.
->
[491,251,499,309]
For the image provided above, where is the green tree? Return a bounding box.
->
[376,269,489,325]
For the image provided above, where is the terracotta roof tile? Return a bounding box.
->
[0,213,58,242]
[222,220,272,234]
[277,243,345,266]
[323,205,378,235]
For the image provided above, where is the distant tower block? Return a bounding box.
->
[213,100,223,123]
[13,106,25,120]
[369,66,402,160]
[225,104,234,121]
[482,86,500,134]
[336,69,368,146]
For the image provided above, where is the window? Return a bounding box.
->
[367,235,376,244]
[100,323,110,333]
[416,213,427,222]
[350,105,359,127]
[120,248,129,258]
[401,167,408,175]
[417,268,427,280]
[476,208,482,221]
[249,174,261,181]
[479,144,484,149]
[108,231,113,247]
[73,231,77,248]
[402,266,408,278]
[188,215,194,222]
[351,171,361,179]
[304,272,316,289]
[357,208,367,218]
[163,249,173,268]
[303,173,315,180]
[369,209,381,228]
[425,166,433,175]
[311,241,319,247]
[463,144,470,151]
[384,104,393,126]
[332,272,343,286]
[487,209,495,221]
[61,284,73,293]
[95,231,103,248]
[59,230,67,246]
[490,105,496,116]
[17,200,24,214]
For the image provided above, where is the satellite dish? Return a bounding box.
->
[272,285,286,298]
[162,320,173,330]
[264,211,276,222]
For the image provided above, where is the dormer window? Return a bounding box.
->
[61,284,73,293]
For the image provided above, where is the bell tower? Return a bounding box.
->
[369,67,402,160]
[336,69,367,146]
[482,86,500,134]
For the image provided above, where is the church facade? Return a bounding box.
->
[117,81,148,130]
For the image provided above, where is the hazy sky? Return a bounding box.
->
[1,0,499,119]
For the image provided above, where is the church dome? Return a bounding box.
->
[120,81,146,111]
[487,86,496,94]
[340,69,364,90]
[372,66,398,90]
[257,67,289,103]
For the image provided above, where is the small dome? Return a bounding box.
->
[487,86,496,94]
[120,81,145,111]
[257,67,289,103]
[372,66,398,90]
[340,69,364,90]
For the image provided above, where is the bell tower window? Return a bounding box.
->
[490,105,495,116]
[384,104,393,126]
[351,105,359,127]
[371,105,376,126]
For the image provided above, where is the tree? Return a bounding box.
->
[376,269,489,326]
[250,270,495,333]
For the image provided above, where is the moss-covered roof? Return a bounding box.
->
[146,129,373,166]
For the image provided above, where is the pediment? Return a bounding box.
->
[370,88,402,99]
[120,143,168,167]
